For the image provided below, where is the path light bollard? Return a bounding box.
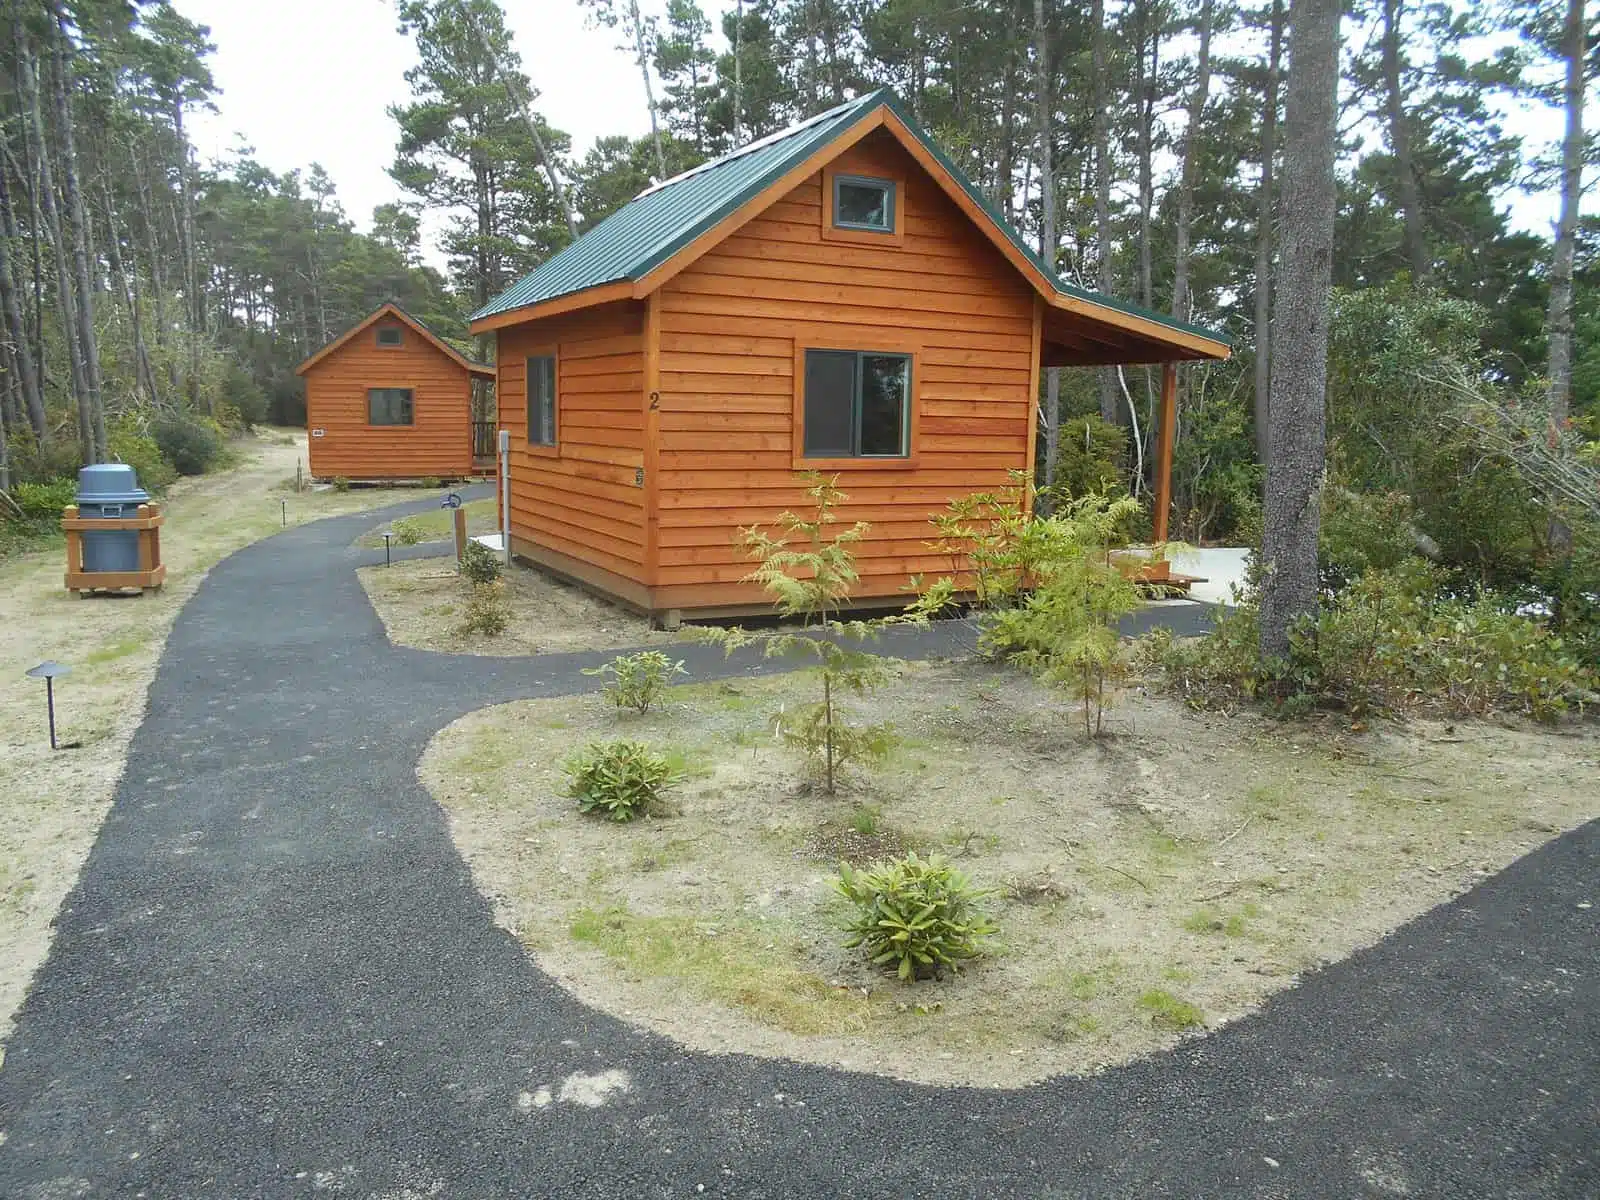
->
[381,529,393,567]
[281,498,287,527]
[25,661,78,750]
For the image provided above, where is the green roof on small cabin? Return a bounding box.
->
[471,90,1228,351]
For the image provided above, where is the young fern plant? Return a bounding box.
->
[698,473,902,794]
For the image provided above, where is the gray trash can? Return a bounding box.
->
[76,464,150,573]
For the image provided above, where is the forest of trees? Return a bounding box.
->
[0,0,1595,645]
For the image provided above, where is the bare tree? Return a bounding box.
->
[1259,0,1341,660]
[458,1,579,239]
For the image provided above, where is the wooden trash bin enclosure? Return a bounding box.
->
[62,503,166,595]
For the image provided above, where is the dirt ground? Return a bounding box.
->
[421,660,1600,1088]
[358,557,689,655]
[0,431,422,1054]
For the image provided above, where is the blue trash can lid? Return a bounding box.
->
[77,463,150,505]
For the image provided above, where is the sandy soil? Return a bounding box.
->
[421,661,1600,1088]
[358,557,690,655]
[0,432,423,1055]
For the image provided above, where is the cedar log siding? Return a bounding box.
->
[304,317,474,479]
[496,300,649,600]
[652,130,1036,612]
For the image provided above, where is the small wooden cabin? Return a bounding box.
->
[470,91,1230,621]
[296,303,495,482]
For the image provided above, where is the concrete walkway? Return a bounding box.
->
[0,498,1593,1198]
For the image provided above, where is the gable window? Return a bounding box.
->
[367,387,414,426]
[527,355,557,446]
[832,175,896,233]
[375,325,403,347]
[803,349,910,458]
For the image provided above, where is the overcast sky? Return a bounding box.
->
[179,0,1571,270]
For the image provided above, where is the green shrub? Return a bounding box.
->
[583,650,686,714]
[1137,988,1205,1030]
[421,475,445,489]
[1145,564,1596,721]
[834,853,997,981]
[10,478,76,520]
[1052,415,1127,498]
[390,516,426,546]
[332,476,351,492]
[457,580,510,636]
[1319,486,1419,592]
[108,422,177,493]
[565,740,677,822]
[458,538,502,584]
[151,414,223,476]
[222,361,270,429]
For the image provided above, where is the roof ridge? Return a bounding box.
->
[635,91,884,200]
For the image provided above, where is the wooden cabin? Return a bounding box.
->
[470,91,1230,622]
[296,303,495,482]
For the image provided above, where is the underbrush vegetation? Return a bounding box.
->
[457,580,510,636]
[458,537,502,584]
[835,853,997,981]
[390,516,426,546]
[1144,562,1596,721]
[565,740,677,822]
[584,650,686,714]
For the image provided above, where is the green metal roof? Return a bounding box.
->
[472,90,1229,352]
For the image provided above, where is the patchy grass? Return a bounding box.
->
[421,660,1599,1088]
[0,430,423,1054]
[356,497,498,548]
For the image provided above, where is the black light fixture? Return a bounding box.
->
[25,661,77,750]
[381,529,393,566]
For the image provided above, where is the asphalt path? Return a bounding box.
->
[0,494,1592,1198]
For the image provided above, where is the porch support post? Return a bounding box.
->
[1153,361,1178,544]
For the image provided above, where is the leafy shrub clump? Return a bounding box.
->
[11,478,76,520]
[390,516,426,546]
[565,740,677,822]
[1051,415,1127,498]
[457,580,510,636]
[834,853,997,981]
[1145,563,1595,721]
[458,537,502,584]
[583,650,686,713]
[108,421,178,493]
[332,476,351,492]
[151,414,223,476]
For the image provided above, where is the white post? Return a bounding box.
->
[498,428,511,566]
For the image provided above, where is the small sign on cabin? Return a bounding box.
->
[311,428,326,438]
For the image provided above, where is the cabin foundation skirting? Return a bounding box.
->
[509,533,929,623]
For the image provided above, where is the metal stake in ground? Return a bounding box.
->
[25,661,77,750]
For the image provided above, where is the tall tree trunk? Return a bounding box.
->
[998,2,1019,224]
[105,191,158,406]
[1253,0,1283,465]
[51,8,106,459]
[734,0,744,144]
[629,0,668,178]
[1034,0,1060,495]
[1171,0,1213,324]
[461,5,579,239]
[0,151,46,441]
[1381,0,1429,282]
[1092,0,1117,424]
[1545,0,1585,552]
[1259,0,1341,661]
[1136,1,1160,473]
[19,30,91,460]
